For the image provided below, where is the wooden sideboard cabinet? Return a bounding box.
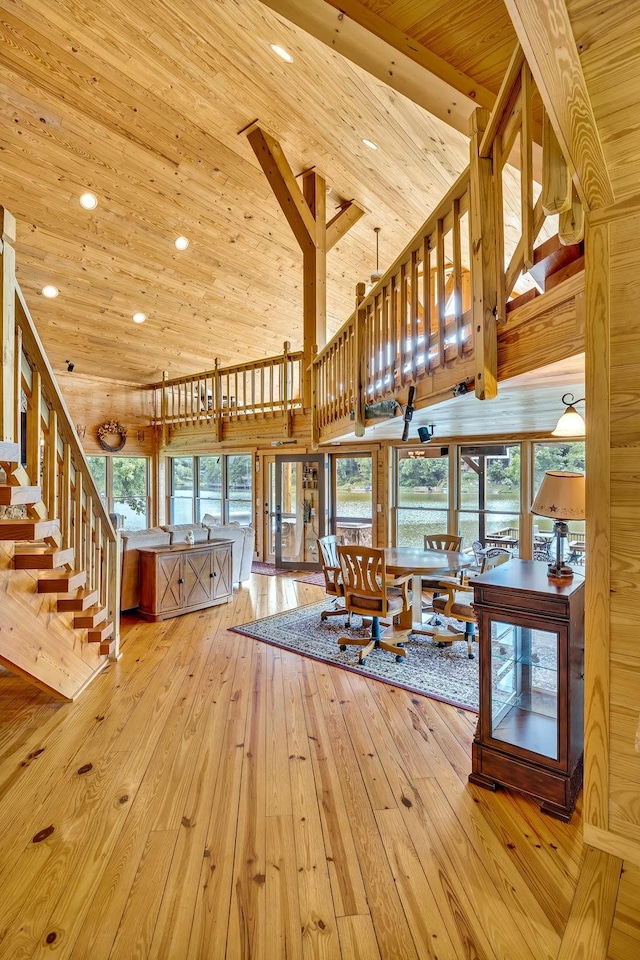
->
[138,539,233,621]
[469,559,585,821]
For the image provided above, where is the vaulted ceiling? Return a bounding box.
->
[0,0,517,385]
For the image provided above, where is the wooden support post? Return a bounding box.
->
[302,169,327,409]
[353,282,366,438]
[244,123,364,414]
[13,324,22,456]
[469,108,499,400]
[1,208,16,443]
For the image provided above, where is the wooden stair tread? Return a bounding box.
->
[99,639,116,656]
[57,589,99,611]
[74,606,108,629]
[14,545,74,569]
[0,485,41,505]
[37,570,86,593]
[88,621,114,643]
[0,519,59,540]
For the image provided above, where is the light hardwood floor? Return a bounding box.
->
[0,574,635,958]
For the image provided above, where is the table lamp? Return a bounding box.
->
[531,471,585,578]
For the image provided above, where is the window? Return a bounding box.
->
[533,441,585,564]
[169,454,252,525]
[458,444,520,552]
[86,455,150,531]
[396,448,449,546]
[332,455,373,546]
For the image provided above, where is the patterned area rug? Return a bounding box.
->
[251,561,283,576]
[293,571,325,586]
[231,600,479,711]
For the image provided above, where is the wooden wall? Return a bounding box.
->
[585,205,640,867]
[57,372,156,458]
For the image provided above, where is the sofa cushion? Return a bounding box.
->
[160,523,209,544]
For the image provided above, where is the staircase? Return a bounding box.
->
[0,211,119,700]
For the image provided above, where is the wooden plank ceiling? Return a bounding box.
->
[0,0,517,385]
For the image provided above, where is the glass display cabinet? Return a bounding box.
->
[469,559,584,821]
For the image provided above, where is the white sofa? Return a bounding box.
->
[119,521,254,611]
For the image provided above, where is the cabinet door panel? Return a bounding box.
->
[183,549,213,606]
[212,545,232,598]
[156,554,183,613]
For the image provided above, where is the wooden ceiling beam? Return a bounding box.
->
[256,0,495,136]
[326,201,366,252]
[244,122,317,251]
[503,0,614,211]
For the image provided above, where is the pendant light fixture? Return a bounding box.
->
[370,227,383,284]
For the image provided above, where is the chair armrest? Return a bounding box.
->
[385,573,412,587]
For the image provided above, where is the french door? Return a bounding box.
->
[274,453,325,569]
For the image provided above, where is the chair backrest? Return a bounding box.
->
[481,548,511,573]
[317,535,343,595]
[337,545,390,618]
[424,533,462,552]
[533,547,551,561]
[471,540,484,564]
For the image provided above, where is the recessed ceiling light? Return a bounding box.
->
[79,192,98,210]
[42,285,59,298]
[174,236,189,250]
[362,139,378,150]
[133,312,146,324]
[269,43,293,63]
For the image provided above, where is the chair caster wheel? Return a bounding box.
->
[321,613,328,621]
[339,644,347,652]
[438,642,446,648]
[395,655,403,663]
[468,653,474,659]
[360,657,367,666]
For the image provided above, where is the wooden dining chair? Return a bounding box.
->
[316,535,350,623]
[337,545,412,665]
[422,533,463,614]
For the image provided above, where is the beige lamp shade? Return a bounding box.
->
[531,471,585,521]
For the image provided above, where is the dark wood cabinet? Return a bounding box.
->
[138,539,233,621]
[469,559,584,821]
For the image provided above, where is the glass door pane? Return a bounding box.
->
[333,455,373,546]
[275,454,324,569]
[489,620,559,760]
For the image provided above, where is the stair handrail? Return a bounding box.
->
[15,284,119,656]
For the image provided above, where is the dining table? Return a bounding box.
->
[383,546,473,630]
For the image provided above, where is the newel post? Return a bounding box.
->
[0,207,16,443]
[353,282,367,437]
[469,109,499,401]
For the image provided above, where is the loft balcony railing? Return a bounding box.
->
[151,343,303,439]
[313,170,472,438]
